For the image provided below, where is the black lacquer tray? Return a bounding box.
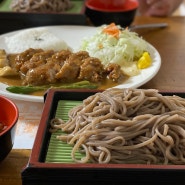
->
[21,89,185,185]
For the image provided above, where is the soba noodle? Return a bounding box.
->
[11,0,73,13]
[50,88,185,164]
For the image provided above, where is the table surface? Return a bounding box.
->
[1,15,185,185]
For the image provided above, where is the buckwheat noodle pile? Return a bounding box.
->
[11,0,73,13]
[50,88,185,164]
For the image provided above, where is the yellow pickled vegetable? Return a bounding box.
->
[137,52,152,69]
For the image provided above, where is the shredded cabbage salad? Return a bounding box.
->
[80,23,150,76]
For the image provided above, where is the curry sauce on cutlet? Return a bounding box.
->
[0,48,128,96]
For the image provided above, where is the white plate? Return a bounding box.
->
[0,25,161,102]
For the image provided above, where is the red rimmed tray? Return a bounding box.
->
[21,89,185,185]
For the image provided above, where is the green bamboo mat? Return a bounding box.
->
[0,0,84,13]
[45,100,85,163]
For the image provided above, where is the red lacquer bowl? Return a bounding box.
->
[0,96,19,162]
[85,0,139,26]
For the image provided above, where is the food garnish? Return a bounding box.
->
[6,81,98,94]
[137,51,152,69]
[81,23,152,76]
[102,23,120,38]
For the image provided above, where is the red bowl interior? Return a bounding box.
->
[0,96,18,136]
[86,0,139,12]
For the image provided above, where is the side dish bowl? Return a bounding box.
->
[85,0,139,26]
[0,96,18,162]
